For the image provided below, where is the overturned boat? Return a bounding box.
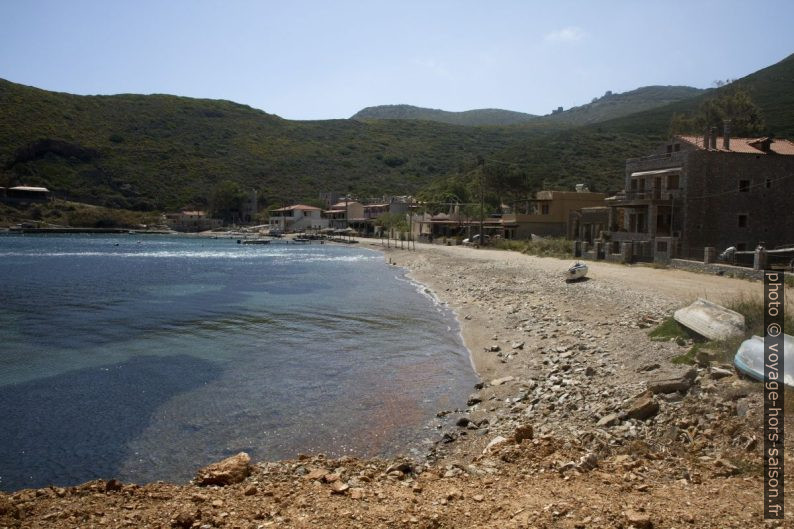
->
[734,334,793,387]
[564,261,588,282]
[673,298,745,341]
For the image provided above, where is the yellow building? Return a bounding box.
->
[501,190,606,239]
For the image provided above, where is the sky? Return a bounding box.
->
[1,0,793,120]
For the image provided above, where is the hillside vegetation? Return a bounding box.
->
[542,85,703,126]
[596,53,794,137]
[1,53,792,219]
[469,53,794,201]
[0,81,542,211]
[351,104,538,126]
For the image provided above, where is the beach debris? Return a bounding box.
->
[194,452,251,486]
[673,298,745,341]
[467,394,482,406]
[709,366,734,379]
[596,413,620,427]
[330,481,350,494]
[646,367,696,394]
[483,436,508,454]
[626,393,660,421]
[624,509,653,529]
[514,424,533,443]
[490,376,514,386]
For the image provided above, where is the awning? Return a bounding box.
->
[631,167,682,177]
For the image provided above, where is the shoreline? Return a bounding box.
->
[2,239,791,528]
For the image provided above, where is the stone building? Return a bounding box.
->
[602,129,794,262]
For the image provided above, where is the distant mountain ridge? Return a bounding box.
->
[542,85,704,126]
[351,105,538,126]
[352,85,704,127]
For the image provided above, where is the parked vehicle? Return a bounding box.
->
[462,234,490,245]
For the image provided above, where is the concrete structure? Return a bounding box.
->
[569,206,609,243]
[240,189,258,224]
[502,189,607,239]
[602,130,794,262]
[412,189,605,243]
[268,204,327,232]
[325,201,364,230]
[165,211,222,232]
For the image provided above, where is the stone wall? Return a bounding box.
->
[669,258,771,281]
[683,151,794,253]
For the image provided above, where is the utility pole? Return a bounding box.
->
[344,186,351,241]
[478,156,485,246]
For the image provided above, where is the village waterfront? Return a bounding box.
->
[0,234,477,491]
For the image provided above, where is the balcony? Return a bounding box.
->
[610,189,679,206]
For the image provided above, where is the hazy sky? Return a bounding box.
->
[2,1,793,120]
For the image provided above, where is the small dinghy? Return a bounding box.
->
[734,334,794,387]
[564,261,588,282]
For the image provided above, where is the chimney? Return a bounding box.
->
[703,128,710,150]
[709,127,718,150]
[723,120,731,150]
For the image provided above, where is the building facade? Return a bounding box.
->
[165,211,223,232]
[268,204,327,232]
[603,132,794,261]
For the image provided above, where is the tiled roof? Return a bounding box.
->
[271,204,322,212]
[678,135,794,155]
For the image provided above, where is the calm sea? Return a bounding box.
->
[0,234,475,491]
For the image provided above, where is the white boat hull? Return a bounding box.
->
[564,262,588,281]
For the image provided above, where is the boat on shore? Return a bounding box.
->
[564,262,588,282]
[734,334,793,387]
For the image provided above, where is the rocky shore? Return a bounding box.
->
[1,242,790,528]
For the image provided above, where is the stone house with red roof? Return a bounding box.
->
[601,128,794,262]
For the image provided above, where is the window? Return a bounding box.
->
[738,214,748,228]
[674,143,681,152]
[667,174,679,190]
[541,204,550,215]
[656,241,668,253]
[738,180,750,192]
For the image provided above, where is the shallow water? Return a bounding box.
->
[0,234,476,490]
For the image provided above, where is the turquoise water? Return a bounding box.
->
[0,235,475,490]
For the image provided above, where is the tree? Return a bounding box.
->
[669,85,765,137]
[209,180,247,224]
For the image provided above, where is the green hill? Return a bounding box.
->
[477,53,794,197]
[0,80,541,211]
[2,53,792,219]
[542,85,703,126]
[597,53,794,137]
[353,86,703,128]
[351,104,538,126]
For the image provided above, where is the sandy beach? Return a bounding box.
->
[2,241,791,528]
